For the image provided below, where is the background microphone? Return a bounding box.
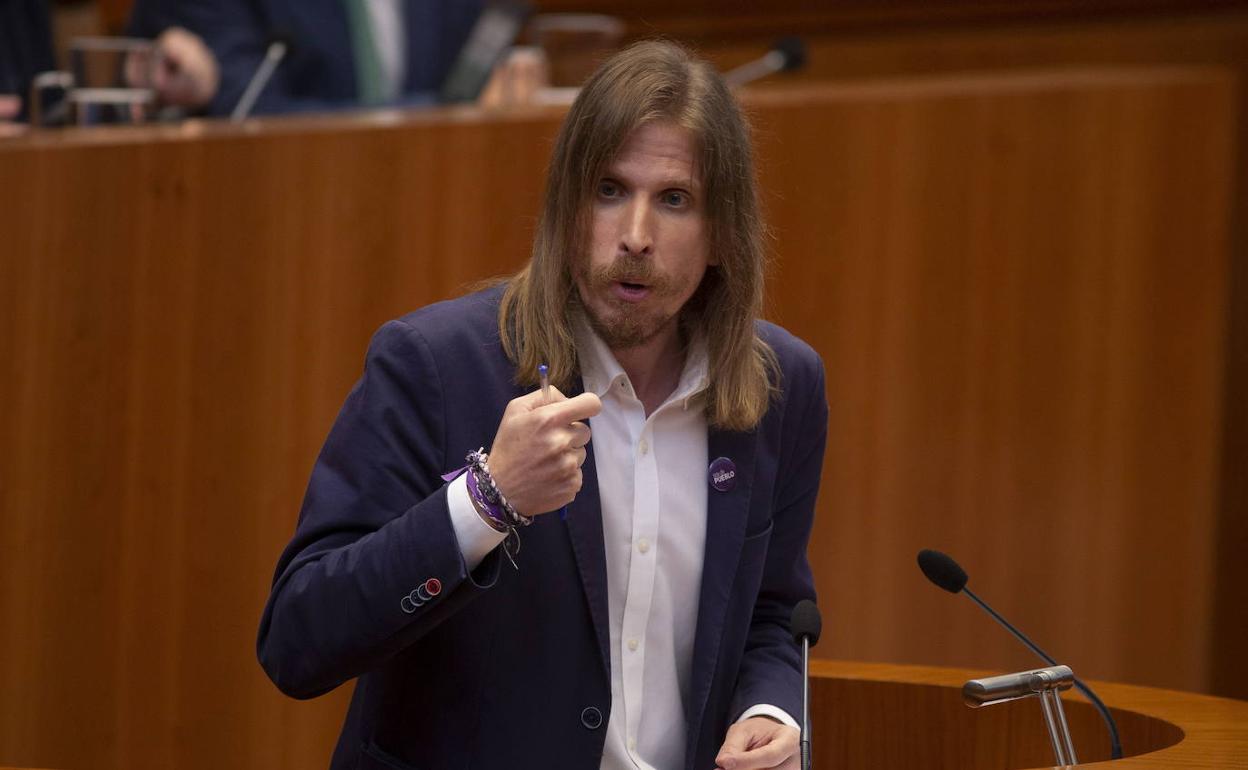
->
[231,36,291,122]
[917,549,1123,759]
[790,599,821,770]
[724,37,807,88]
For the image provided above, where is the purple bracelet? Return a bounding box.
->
[442,448,529,569]
[465,463,509,532]
[465,449,530,527]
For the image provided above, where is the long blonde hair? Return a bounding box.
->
[499,40,777,431]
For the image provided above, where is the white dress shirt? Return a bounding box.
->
[446,319,796,768]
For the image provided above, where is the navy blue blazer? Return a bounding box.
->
[257,286,827,769]
[0,0,55,121]
[139,0,482,116]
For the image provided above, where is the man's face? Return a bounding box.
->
[573,121,714,352]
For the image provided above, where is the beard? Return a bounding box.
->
[573,256,682,351]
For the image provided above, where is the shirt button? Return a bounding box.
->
[627,638,639,651]
[637,538,650,554]
[638,438,649,455]
[627,737,637,752]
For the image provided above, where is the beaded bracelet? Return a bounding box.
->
[465,465,507,533]
[463,448,530,569]
[466,448,532,528]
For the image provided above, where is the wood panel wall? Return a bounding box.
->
[752,70,1234,691]
[691,6,1248,709]
[0,68,1235,769]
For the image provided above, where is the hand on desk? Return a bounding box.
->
[715,716,800,770]
[124,27,219,111]
[152,27,220,110]
[0,96,26,137]
[479,47,549,108]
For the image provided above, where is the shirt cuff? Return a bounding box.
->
[446,472,508,570]
[737,704,799,731]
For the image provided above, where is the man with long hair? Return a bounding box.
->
[259,40,826,770]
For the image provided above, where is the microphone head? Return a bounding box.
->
[917,549,968,593]
[772,36,807,72]
[267,29,298,56]
[790,599,822,646]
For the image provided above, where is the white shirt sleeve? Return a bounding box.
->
[737,704,800,731]
[446,472,508,570]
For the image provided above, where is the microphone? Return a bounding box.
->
[789,599,821,770]
[917,549,1123,759]
[231,37,290,122]
[724,37,807,88]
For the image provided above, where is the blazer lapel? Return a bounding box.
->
[562,383,611,682]
[685,425,760,766]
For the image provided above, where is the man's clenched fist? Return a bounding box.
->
[487,386,601,516]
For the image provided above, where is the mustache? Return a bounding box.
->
[588,257,673,293]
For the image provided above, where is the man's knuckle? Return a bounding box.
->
[543,432,563,452]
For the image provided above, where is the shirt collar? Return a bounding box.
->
[574,313,709,411]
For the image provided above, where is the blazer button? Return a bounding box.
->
[580,706,603,730]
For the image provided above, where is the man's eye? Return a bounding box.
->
[598,181,620,198]
[662,191,689,207]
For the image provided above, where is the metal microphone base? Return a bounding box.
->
[963,665,1079,766]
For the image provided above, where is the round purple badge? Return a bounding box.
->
[708,457,737,492]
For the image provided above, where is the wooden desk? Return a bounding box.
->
[810,660,1248,768]
[4,660,1245,769]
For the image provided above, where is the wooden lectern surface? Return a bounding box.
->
[811,660,1248,769]
[3,660,1244,770]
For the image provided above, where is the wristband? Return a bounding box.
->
[453,447,530,569]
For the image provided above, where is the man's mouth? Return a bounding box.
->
[611,281,651,302]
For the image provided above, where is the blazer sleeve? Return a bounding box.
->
[730,349,828,722]
[257,319,502,700]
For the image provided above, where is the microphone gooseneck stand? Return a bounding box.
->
[917,549,1123,760]
[789,599,821,770]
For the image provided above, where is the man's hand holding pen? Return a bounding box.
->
[487,386,601,517]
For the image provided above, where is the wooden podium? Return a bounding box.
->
[2,660,1245,769]
[810,660,1248,768]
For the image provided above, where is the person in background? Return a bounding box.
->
[128,0,544,116]
[0,0,214,126]
[127,0,484,116]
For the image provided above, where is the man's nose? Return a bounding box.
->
[619,199,654,256]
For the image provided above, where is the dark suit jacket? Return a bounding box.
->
[257,286,827,770]
[129,0,481,116]
[0,0,55,121]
